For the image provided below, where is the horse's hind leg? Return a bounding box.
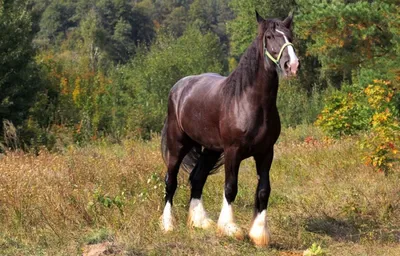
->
[188,149,221,229]
[161,124,193,232]
[249,149,274,247]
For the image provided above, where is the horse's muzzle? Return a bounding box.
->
[284,59,299,76]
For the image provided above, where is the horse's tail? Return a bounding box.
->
[161,118,224,175]
[161,119,170,167]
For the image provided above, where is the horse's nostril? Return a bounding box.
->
[284,61,290,71]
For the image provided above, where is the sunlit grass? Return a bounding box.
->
[0,126,399,255]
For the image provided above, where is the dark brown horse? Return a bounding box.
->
[160,12,299,247]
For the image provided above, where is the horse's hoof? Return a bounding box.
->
[249,222,270,246]
[249,226,270,247]
[217,223,244,240]
[160,214,175,232]
[188,216,215,229]
[187,198,214,229]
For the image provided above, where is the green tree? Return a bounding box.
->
[36,0,155,64]
[0,0,48,142]
[296,0,399,86]
[115,27,224,138]
[38,0,77,44]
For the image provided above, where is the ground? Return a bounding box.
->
[0,125,399,255]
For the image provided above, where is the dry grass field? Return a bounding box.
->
[1,126,399,255]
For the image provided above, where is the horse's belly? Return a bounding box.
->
[181,114,223,151]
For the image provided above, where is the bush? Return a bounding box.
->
[278,79,325,128]
[361,80,399,175]
[316,78,399,174]
[315,83,371,138]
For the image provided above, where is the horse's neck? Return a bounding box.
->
[254,67,279,107]
[225,41,279,107]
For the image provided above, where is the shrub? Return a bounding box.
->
[316,79,399,174]
[361,80,399,175]
[277,79,325,128]
[315,83,371,138]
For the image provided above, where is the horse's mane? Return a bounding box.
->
[222,40,261,98]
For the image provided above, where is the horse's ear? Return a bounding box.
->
[283,13,293,29]
[256,10,264,23]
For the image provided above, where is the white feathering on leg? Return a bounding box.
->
[161,202,174,232]
[249,210,271,247]
[187,198,214,229]
[217,195,243,239]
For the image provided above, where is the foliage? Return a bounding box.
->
[0,0,48,137]
[316,78,399,174]
[278,79,325,127]
[296,0,400,84]
[2,0,399,151]
[36,0,155,63]
[117,27,224,138]
[299,0,399,174]
[303,243,326,256]
[315,83,371,138]
[361,80,399,175]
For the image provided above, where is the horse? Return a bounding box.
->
[160,12,299,247]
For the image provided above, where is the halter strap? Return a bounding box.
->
[263,35,294,69]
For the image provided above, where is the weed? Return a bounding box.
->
[303,243,326,256]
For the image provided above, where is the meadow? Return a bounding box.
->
[1,125,399,255]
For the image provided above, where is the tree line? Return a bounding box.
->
[0,0,399,154]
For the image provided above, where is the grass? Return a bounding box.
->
[0,125,399,255]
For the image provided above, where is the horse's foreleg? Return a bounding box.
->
[217,148,244,239]
[249,149,274,247]
[188,149,220,229]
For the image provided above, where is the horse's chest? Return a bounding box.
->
[222,106,280,150]
[254,114,281,147]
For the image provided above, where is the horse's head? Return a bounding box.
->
[256,12,299,77]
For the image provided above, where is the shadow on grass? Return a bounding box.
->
[305,215,400,244]
[304,216,361,242]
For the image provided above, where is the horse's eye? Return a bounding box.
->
[266,35,272,39]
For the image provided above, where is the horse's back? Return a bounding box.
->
[169,73,225,100]
[169,73,226,117]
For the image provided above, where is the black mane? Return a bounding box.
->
[222,40,261,97]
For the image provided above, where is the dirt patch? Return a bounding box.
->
[279,251,303,256]
[82,242,122,256]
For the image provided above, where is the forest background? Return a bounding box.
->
[1,0,399,154]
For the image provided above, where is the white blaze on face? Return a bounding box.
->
[276,29,299,74]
